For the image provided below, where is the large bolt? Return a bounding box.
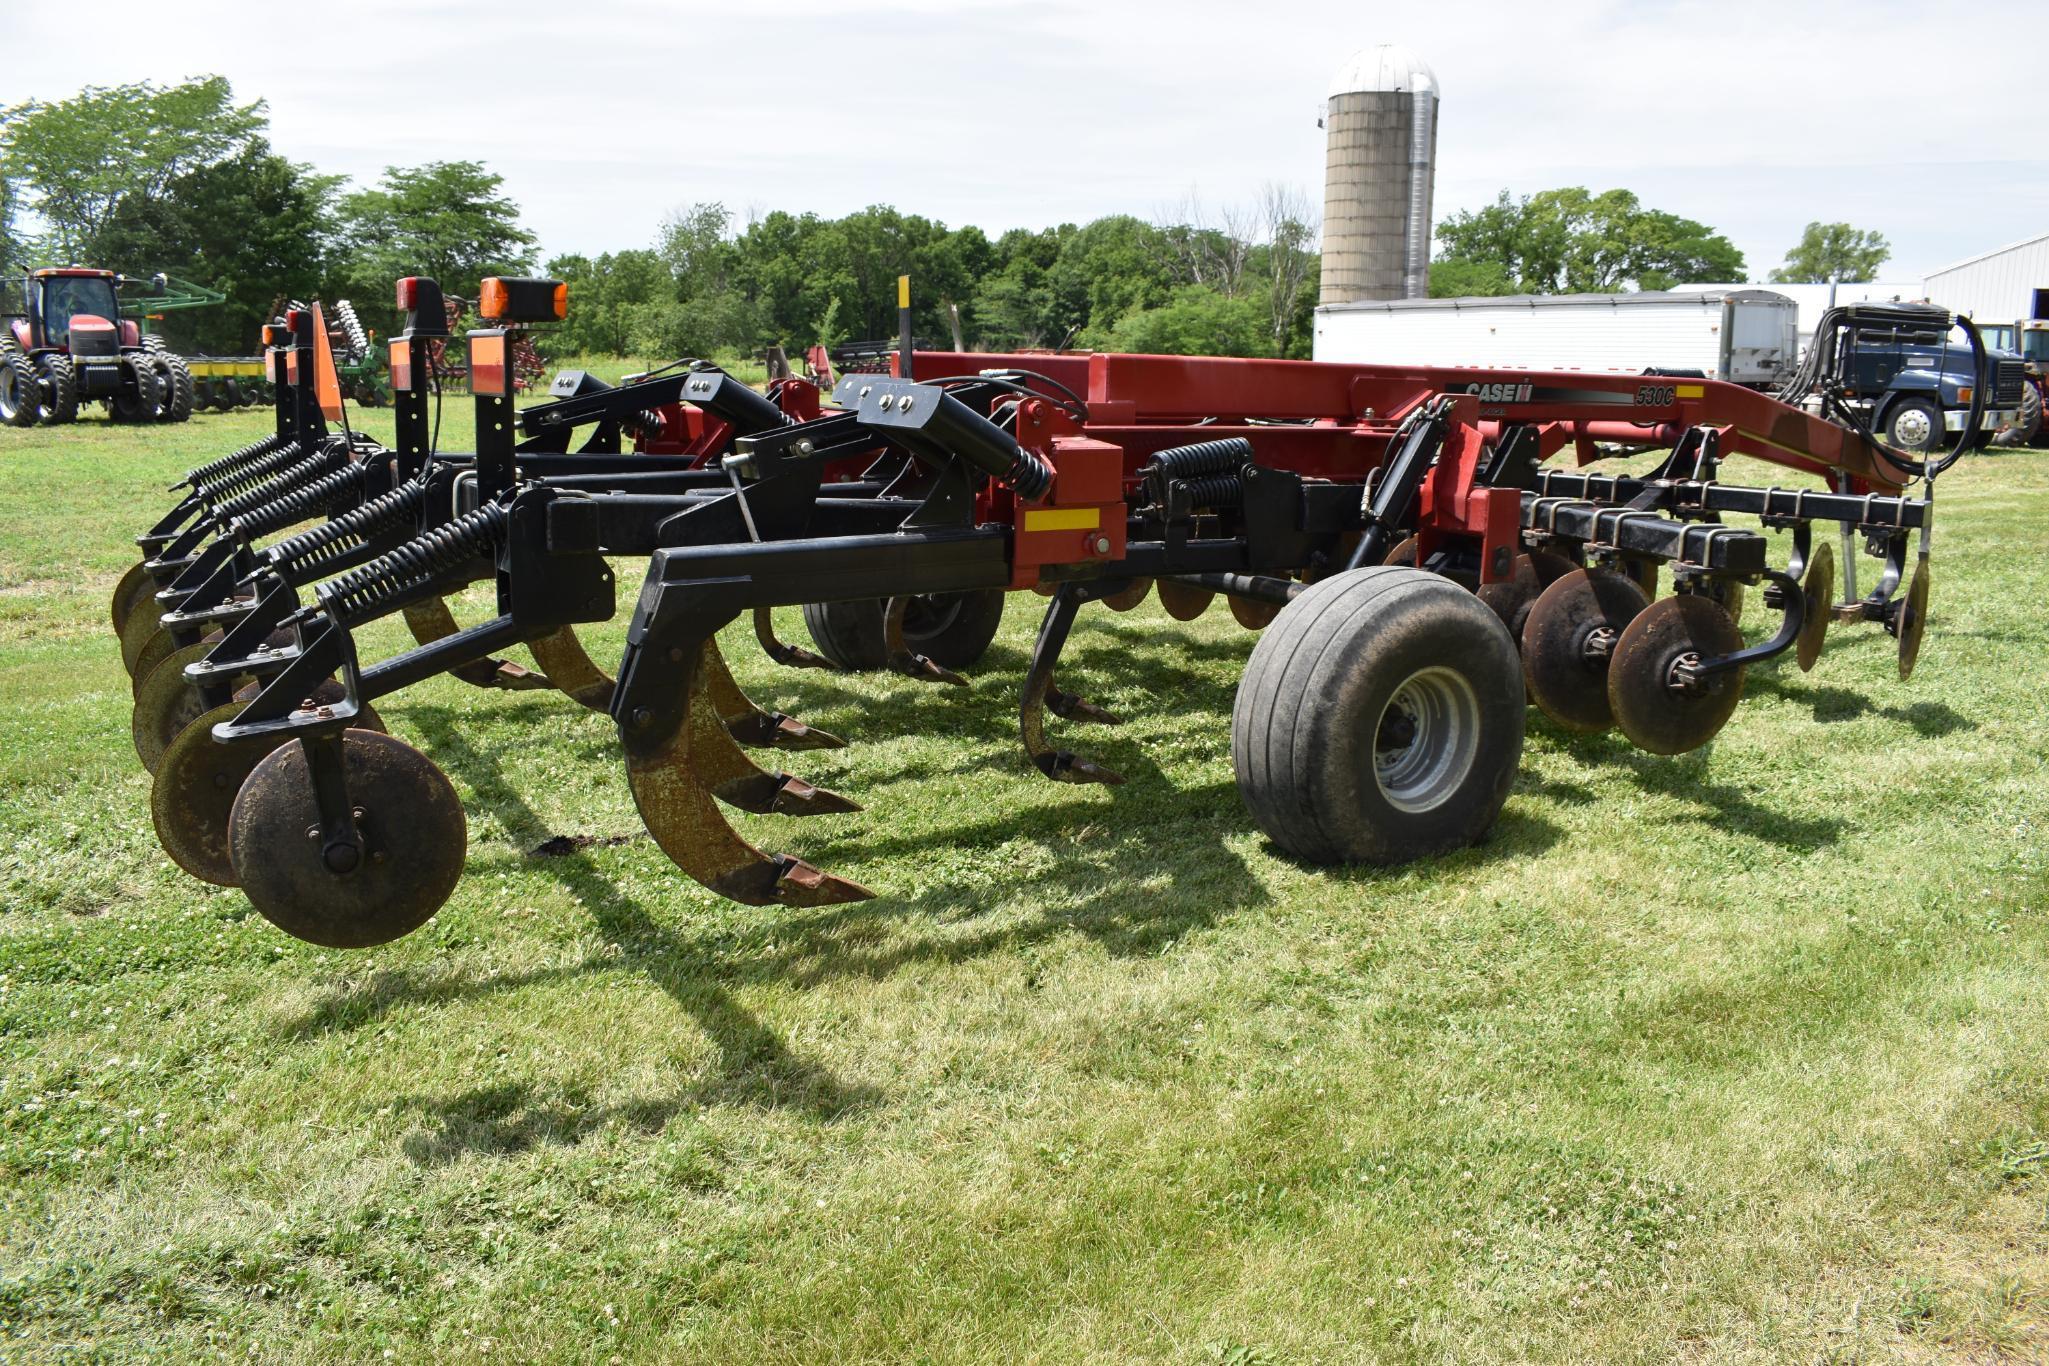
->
[322,841,361,875]
[632,706,653,728]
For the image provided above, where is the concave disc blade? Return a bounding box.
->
[1897,559,1930,681]
[1796,540,1834,672]
[1520,569,1649,732]
[1607,594,1746,756]
[1156,579,1214,622]
[228,729,466,949]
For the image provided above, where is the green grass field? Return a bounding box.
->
[3,396,2048,1362]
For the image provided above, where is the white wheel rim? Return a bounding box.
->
[1894,408,1933,448]
[1372,665,1481,814]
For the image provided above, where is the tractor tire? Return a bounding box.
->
[141,334,170,356]
[2011,382,2042,447]
[1882,397,1945,455]
[221,378,244,409]
[154,352,194,423]
[110,358,164,424]
[35,353,78,424]
[1231,566,1525,866]
[0,347,42,426]
[801,589,1006,673]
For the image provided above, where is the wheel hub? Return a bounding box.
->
[1372,666,1481,815]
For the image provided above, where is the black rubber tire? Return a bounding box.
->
[1882,397,1945,455]
[36,353,78,424]
[110,357,164,423]
[141,335,170,356]
[2008,382,2042,447]
[801,589,1006,672]
[154,353,194,423]
[1231,566,1525,866]
[0,347,42,427]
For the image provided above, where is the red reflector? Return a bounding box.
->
[395,276,419,310]
[388,339,412,394]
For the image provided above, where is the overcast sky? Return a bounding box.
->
[3,0,2041,281]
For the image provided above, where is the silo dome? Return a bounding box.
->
[1327,44,1437,98]
[1320,44,1440,304]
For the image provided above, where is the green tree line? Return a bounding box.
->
[1,76,1887,363]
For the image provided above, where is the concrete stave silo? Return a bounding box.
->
[1320,44,1438,305]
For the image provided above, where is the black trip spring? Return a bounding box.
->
[183,433,287,489]
[1178,472,1246,512]
[316,500,509,628]
[195,440,306,505]
[209,447,349,525]
[1141,437,1253,508]
[1007,449,1054,501]
[229,462,370,541]
[260,479,428,582]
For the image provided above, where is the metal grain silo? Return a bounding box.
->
[1320,45,1438,304]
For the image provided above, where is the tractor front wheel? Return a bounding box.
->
[0,348,42,427]
[36,354,78,424]
[153,352,194,423]
[110,358,164,423]
[1231,566,1525,865]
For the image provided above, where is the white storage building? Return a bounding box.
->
[1922,232,2049,324]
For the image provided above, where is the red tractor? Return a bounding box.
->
[0,267,194,427]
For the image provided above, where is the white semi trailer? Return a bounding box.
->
[1312,288,1800,388]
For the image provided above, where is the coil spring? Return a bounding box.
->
[195,440,306,504]
[1141,437,1254,508]
[209,448,349,525]
[1007,450,1054,501]
[184,433,287,488]
[316,500,508,628]
[1178,472,1246,512]
[261,478,428,581]
[231,462,370,541]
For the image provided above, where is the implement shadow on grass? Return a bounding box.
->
[1747,672,1974,738]
[291,695,1267,1161]
[395,1080,680,1167]
[1549,729,1845,852]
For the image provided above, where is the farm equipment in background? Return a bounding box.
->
[420,291,548,393]
[0,266,194,425]
[112,271,1980,951]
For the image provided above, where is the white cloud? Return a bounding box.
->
[0,0,2036,277]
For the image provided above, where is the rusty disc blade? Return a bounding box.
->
[131,625,223,699]
[1101,577,1153,613]
[1521,569,1650,733]
[1608,594,1746,756]
[228,729,466,949]
[150,703,290,887]
[118,596,168,677]
[528,627,615,710]
[132,642,230,775]
[1476,554,1542,641]
[1796,539,1834,672]
[1897,559,1930,681]
[110,560,152,639]
[625,661,873,908]
[1383,536,1419,567]
[1228,594,1282,630]
[1156,579,1214,621]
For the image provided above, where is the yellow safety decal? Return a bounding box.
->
[897,274,911,309]
[1677,384,1705,399]
[1022,507,1101,533]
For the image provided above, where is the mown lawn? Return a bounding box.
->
[2,395,2047,1362]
